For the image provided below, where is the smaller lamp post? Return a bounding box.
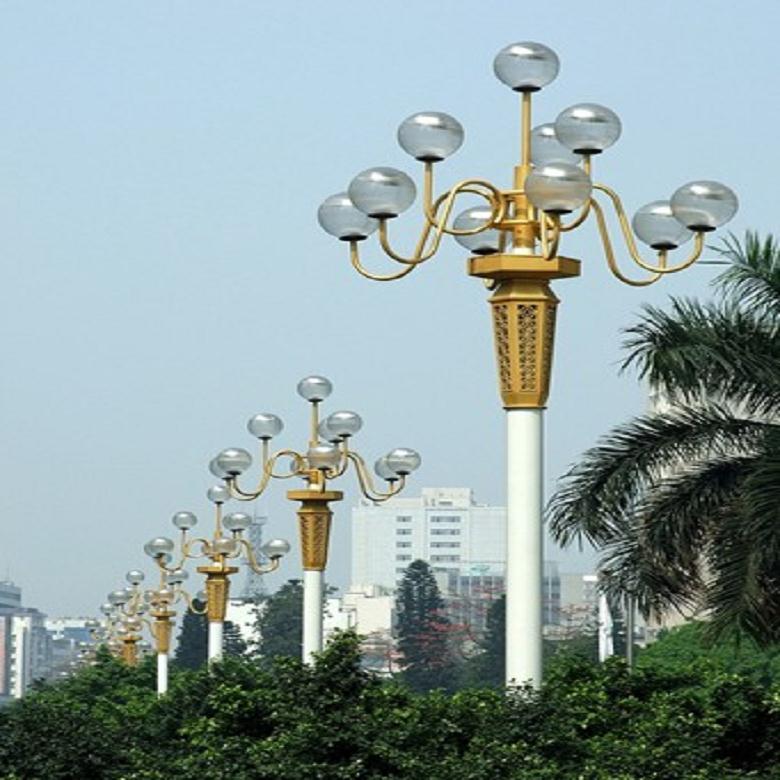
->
[145,498,289,663]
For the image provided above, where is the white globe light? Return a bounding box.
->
[632,200,694,250]
[207,485,231,505]
[307,443,342,471]
[555,103,622,155]
[317,193,379,241]
[246,413,284,440]
[374,456,397,482]
[214,448,252,477]
[453,207,502,255]
[385,448,421,476]
[223,512,252,533]
[348,167,416,219]
[525,163,592,214]
[125,569,145,586]
[670,181,738,231]
[297,376,333,402]
[493,42,559,92]
[530,123,579,166]
[397,111,464,162]
[326,411,363,438]
[172,511,198,530]
[261,538,291,559]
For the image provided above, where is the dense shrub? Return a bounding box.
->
[1,630,778,779]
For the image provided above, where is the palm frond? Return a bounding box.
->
[739,426,780,560]
[622,299,780,416]
[547,406,768,548]
[715,231,780,316]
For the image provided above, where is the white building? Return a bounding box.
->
[351,488,505,593]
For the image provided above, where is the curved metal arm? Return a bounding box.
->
[591,198,662,287]
[593,183,705,274]
[540,214,561,259]
[347,450,406,502]
[230,449,307,500]
[240,538,282,575]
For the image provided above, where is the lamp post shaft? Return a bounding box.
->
[208,621,223,662]
[157,652,169,695]
[303,569,324,662]
[506,408,544,687]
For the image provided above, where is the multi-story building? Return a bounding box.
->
[351,488,563,639]
[352,488,505,593]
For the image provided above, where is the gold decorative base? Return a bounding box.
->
[287,489,343,571]
[121,636,139,666]
[150,609,176,654]
[468,253,581,409]
[197,565,239,622]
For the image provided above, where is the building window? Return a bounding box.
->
[430,515,461,523]
[430,542,460,548]
[396,515,412,523]
[396,567,408,574]
[431,528,460,536]
[396,541,412,548]
[396,528,412,536]
[431,555,460,562]
[396,555,412,561]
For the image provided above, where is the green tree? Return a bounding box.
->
[223,620,248,658]
[548,232,780,645]
[174,605,245,668]
[174,608,207,669]
[396,559,457,692]
[254,579,303,663]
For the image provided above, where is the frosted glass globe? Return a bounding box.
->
[385,447,421,476]
[172,511,197,530]
[144,537,175,558]
[397,111,464,162]
[530,123,579,166]
[223,512,251,533]
[670,181,738,231]
[125,569,145,586]
[493,42,559,92]
[326,410,363,438]
[632,200,694,250]
[212,537,239,556]
[165,569,188,586]
[209,458,230,480]
[261,538,291,559]
[297,375,333,402]
[247,413,283,440]
[555,103,622,154]
[214,448,252,477]
[525,163,592,214]
[307,443,342,471]
[318,418,341,443]
[374,456,397,481]
[348,167,416,219]
[108,589,129,606]
[207,485,231,505]
[317,193,379,241]
[453,207,502,255]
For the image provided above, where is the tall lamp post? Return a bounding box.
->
[210,375,421,663]
[317,41,738,687]
[145,498,290,663]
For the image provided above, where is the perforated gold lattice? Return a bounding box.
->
[489,279,559,408]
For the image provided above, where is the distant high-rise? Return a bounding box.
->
[240,513,268,601]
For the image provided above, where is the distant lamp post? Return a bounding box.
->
[318,41,737,687]
[211,375,421,662]
[144,501,290,663]
[101,570,148,666]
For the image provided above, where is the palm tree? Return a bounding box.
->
[548,232,780,645]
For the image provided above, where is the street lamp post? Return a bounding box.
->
[145,501,290,664]
[317,41,738,687]
[210,375,421,663]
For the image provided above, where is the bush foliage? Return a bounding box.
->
[1,628,779,779]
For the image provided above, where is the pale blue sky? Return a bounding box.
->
[0,1,776,615]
